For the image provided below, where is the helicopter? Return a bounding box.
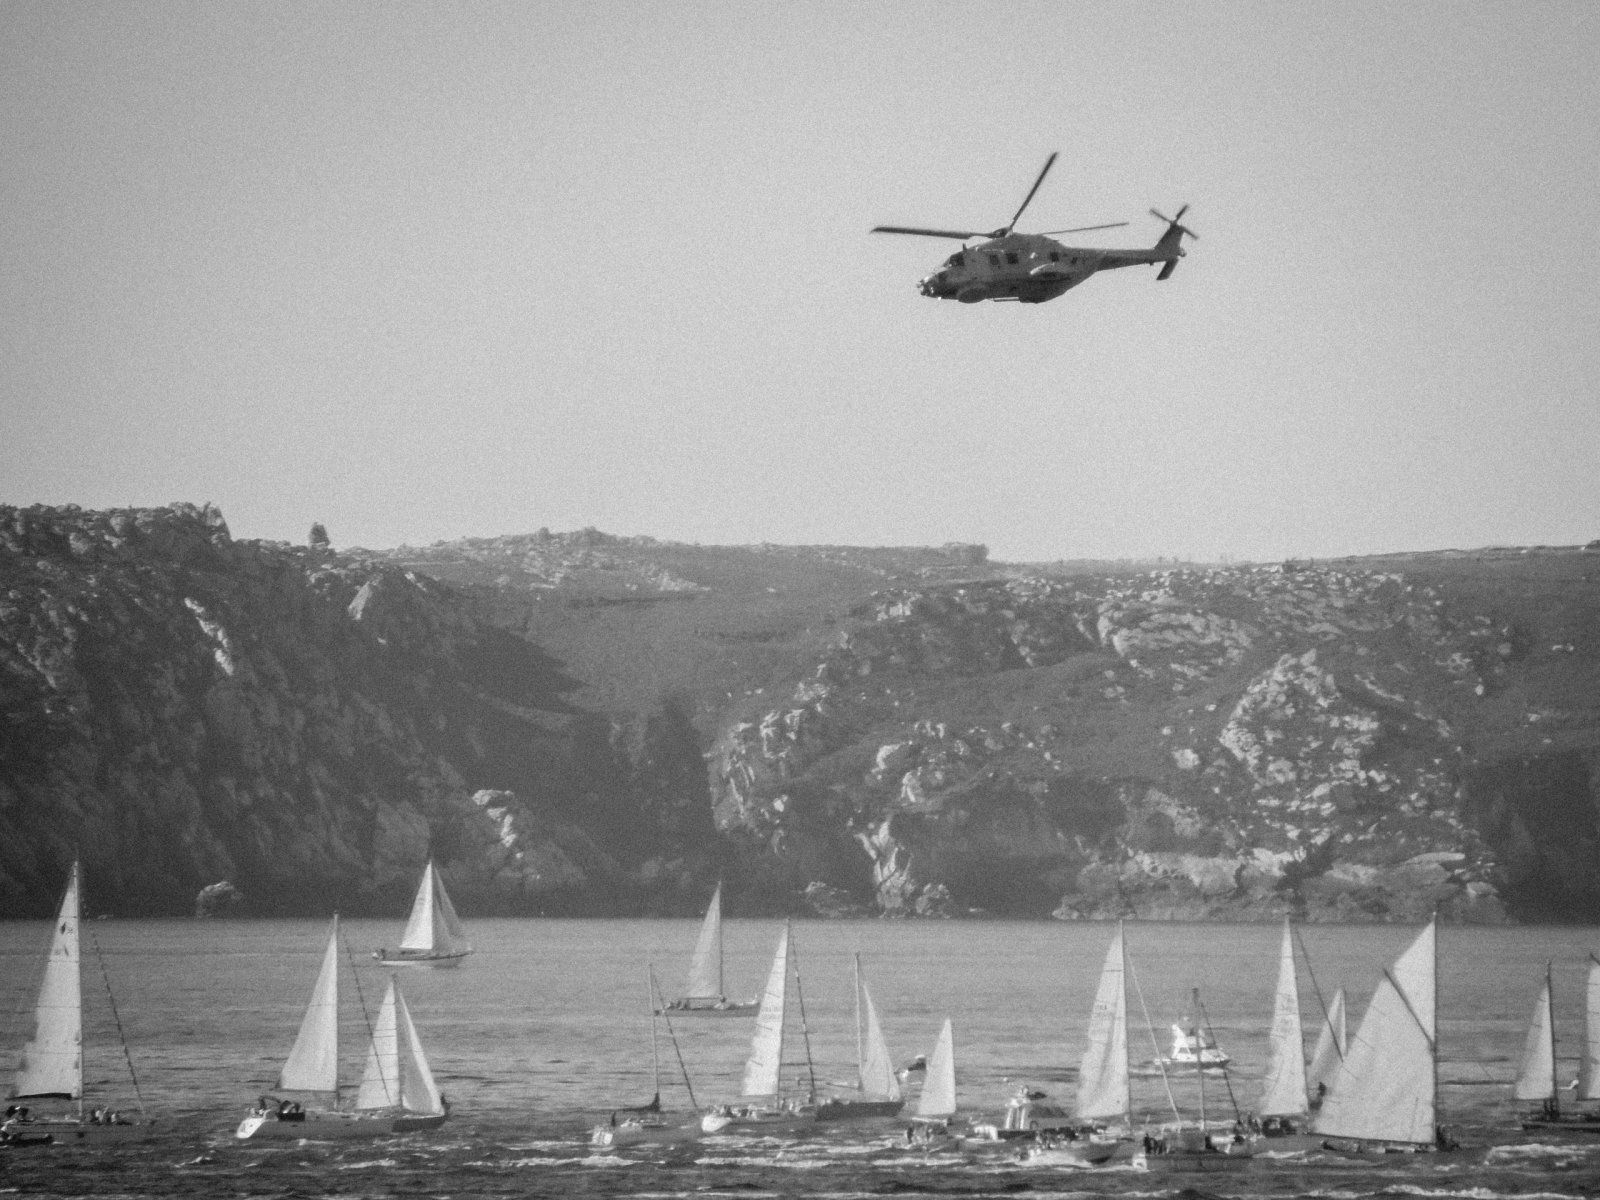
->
[871,152,1196,304]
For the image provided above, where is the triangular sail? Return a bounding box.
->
[395,986,443,1113]
[429,866,470,957]
[1513,972,1556,1102]
[11,863,82,1100]
[858,971,901,1102]
[1582,956,1600,1102]
[1313,919,1435,1145]
[1259,919,1309,1117]
[278,920,340,1093]
[1307,987,1346,1098]
[915,1019,955,1119]
[740,925,789,1098]
[399,863,438,952]
[356,979,443,1114]
[685,883,724,1001]
[1076,923,1130,1121]
[356,981,401,1110]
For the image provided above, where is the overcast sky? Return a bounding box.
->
[4,1,1598,562]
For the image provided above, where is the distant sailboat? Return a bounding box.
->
[1258,920,1308,1126]
[1312,916,1454,1152]
[911,1019,956,1127]
[1,864,155,1146]
[238,917,451,1139]
[1077,922,1132,1129]
[1517,956,1600,1133]
[816,955,904,1121]
[373,861,472,967]
[701,922,816,1132]
[591,966,703,1147]
[662,883,753,1013]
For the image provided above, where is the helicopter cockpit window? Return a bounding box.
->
[1048,251,1061,263]
[943,251,965,268]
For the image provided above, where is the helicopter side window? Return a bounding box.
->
[986,253,1001,268]
[1004,251,1019,265]
[1048,251,1060,263]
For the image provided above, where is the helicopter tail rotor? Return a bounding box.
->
[1149,205,1197,280]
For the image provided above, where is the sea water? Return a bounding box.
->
[2,916,1599,1198]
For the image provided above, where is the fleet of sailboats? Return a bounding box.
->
[372,860,472,967]
[8,875,1600,1165]
[1,864,154,1146]
[237,917,450,1139]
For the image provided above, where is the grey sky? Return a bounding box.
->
[4,1,1598,561]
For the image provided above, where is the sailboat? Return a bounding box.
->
[237,918,451,1139]
[1,863,155,1146]
[661,883,754,1013]
[700,922,817,1133]
[373,860,472,967]
[591,966,703,1147]
[816,955,905,1121]
[1253,918,1342,1148]
[1311,916,1455,1153]
[904,1019,956,1144]
[1516,956,1600,1133]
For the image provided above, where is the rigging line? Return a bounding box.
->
[652,964,699,1111]
[342,930,391,1107]
[790,932,818,1103]
[1194,993,1241,1122]
[1127,952,1181,1124]
[87,926,146,1117]
[1294,924,1343,1063]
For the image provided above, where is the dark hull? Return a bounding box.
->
[1,1120,156,1147]
[372,952,469,968]
[1523,1114,1600,1134]
[815,1098,904,1122]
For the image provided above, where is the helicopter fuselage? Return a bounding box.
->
[917,232,1166,305]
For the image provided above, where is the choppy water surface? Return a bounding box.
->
[3,917,1599,1198]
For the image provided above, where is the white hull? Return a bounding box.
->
[590,1118,703,1147]
[235,1109,449,1140]
[371,952,468,968]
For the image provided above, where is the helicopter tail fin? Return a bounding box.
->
[1150,205,1196,281]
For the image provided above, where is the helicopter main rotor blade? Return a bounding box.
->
[870,225,990,240]
[1041,222,1130,235]
[1002,151,1058,236]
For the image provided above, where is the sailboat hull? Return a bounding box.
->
[656,1000,755,1016]
[1,1119,156,1146]
[815,1098,904,1121]
[1522,1113,1600,1134]
[371,951,468,968]
[235,1109,450,1140]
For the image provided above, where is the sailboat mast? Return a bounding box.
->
[1191,988,1207,1132]
[853,954,864,1093]
[1548,960,1559,1117]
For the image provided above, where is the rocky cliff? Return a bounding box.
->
[0,505,715,917]
[5,506,1597,921]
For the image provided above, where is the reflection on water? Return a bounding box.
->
[2,917,1598,1197]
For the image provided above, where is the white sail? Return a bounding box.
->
[740,925,789,1098]
[914,1019,956,1119]
[1513,973,1556,1101]
[1307,986,1346,1098]
[1313,918,1435,1145]
[278,920,341,1094]
[399,866,435,951]
[355,979,444,1114]
[684,883,724,1001]
[356,981,402,1110]
[1076,922,1130,1121]
[858,972,902,1102]
[11,863,82,1100]
[1582,955,1600,1102]
[429,866,470,957]
[1259,919,1308,1117]
[395,985,443,1113]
